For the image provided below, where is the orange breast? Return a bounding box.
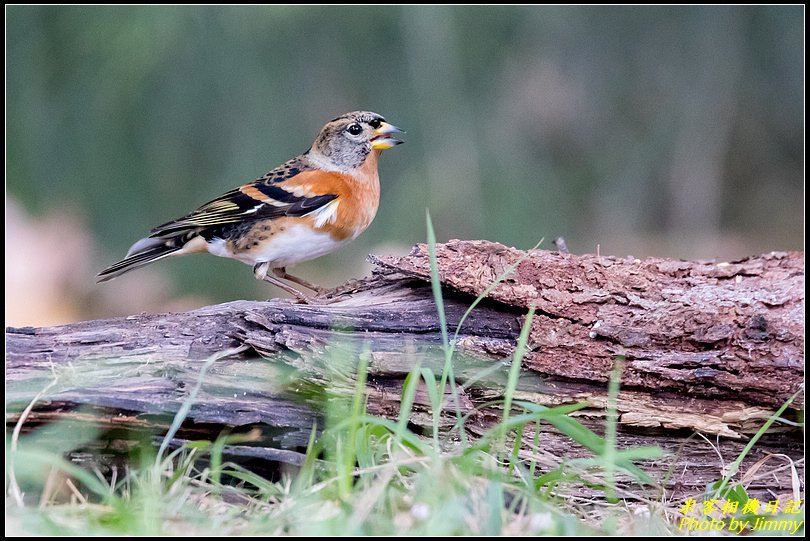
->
[279,153,381,241]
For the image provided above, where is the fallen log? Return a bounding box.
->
[6,241,804,501]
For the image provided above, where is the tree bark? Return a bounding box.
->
[6,241,804,501]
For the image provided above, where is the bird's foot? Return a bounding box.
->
[255,263,315,303]
[273,268,324,294]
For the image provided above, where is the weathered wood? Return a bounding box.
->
[6,241,804,501]
[374,241,804,407]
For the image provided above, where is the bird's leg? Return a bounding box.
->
[253,263,312,303]
[273,267,324,294]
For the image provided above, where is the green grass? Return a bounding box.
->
[5,215,800,535]
[709,388,803,501]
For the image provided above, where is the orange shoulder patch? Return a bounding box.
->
[278,170,354,199]
[239,184,270,202]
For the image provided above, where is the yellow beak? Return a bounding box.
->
[371,122,405,150]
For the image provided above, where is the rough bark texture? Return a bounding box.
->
[6,241,805,502]
[374,241,804,407]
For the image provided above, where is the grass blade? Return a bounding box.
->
[396,362,422,444]
[603,356,624,503]
[157,346,247,463]
[426,210,467,449]
[712,387,802,499]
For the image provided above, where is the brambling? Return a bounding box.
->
[97,111,403,301]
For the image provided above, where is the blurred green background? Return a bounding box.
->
[6,6,804,325]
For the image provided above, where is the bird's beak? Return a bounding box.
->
[371,122,405,150]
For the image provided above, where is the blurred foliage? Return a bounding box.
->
[6,6,804,315]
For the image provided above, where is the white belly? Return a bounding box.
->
[206,224,348,268]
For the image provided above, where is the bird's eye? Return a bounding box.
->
[369,118,382,129]
[347,123,363,135]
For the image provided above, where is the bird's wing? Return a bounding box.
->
[149,159,338,237]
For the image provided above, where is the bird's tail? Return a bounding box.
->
[97,234,192,282]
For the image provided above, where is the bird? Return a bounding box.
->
[97,111,403,301]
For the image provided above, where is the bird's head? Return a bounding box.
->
[308,111,404,172]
